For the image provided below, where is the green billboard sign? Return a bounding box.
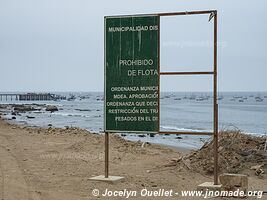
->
[104,15,159,133]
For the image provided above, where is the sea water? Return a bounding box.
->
[1,92,266,149]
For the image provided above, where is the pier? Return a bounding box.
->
[0,94,19,101]
[0,93,66,101]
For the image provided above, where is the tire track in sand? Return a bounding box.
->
[0,134,41,200]
[0,160,4,200]
[0,144,30,200]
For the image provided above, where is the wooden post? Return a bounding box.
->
[213,11,219,185]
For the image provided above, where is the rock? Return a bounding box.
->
[13,105,40,112]
[138,134,145,138]
[12,116,16,119]
[45,105,58,112]
[250,164,264,170]
[175,136,183,139]
[197,182,222,192]
[75,109,91,112]
[48,124,53,127]
[219,173,248,192]
[26,116,35,119]
[141,142,150,148]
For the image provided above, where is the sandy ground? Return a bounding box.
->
[0,118,266,200]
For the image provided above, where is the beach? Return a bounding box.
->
[0,118,266,200]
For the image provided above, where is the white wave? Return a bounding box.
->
[244,132,267,136]
[160,125,266,136]
[160,125,212,133]
[51,112,91,118]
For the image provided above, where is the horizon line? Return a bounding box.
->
[0,90,267,93]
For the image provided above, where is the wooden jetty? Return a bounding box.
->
[0,93,66,101]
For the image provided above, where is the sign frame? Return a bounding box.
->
[103,10,219,185]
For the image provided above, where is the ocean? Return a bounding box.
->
[1,91,266,149]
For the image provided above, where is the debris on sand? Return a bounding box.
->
[171,130,267,176]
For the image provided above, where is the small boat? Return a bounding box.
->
[26,115,35,119]
[189,96,196,100]
[67,94,76,101]
[196,97,205,101]
[256,98,263,102]
[233,96,243,99]
[218,96,224,100]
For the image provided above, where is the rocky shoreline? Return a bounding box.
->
[0,103,206,151]
[0,103,59,121]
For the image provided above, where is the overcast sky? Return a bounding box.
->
[0,0,266,92]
